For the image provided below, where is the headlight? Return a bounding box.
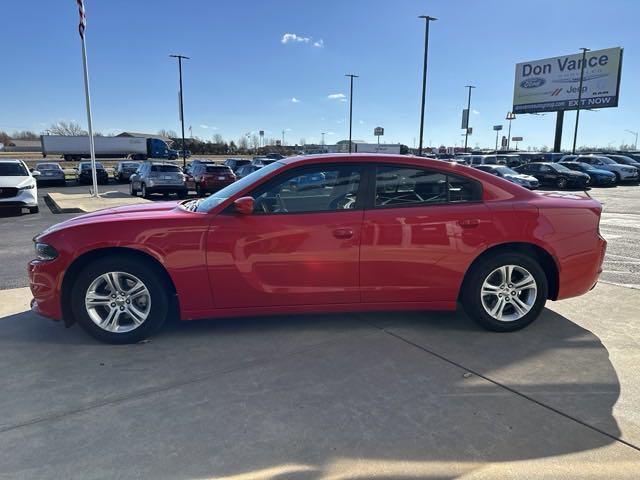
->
[19,183,35,190]
[34,242,58,261]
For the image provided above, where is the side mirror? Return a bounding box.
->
[234,196,255,215]
[32,170,41,177]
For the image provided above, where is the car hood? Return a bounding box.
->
[563,170,589,178]
[40,201,182,236]
[587,168,615,176]
[0,175,34,188]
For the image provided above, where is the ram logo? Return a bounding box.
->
[520,77,546,89]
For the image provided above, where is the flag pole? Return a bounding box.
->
[77,0,98,197]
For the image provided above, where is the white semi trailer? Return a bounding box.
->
[41,135,176,161]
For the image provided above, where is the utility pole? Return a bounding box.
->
[463,85,475,151]
[506,112,516,149]
[345,74,358,153]
[321,132,326,152]
[571,48,589,154]
[418,15,437,156]
[170,54,190,168]
[625,129,638,150]
[282,129,285,146]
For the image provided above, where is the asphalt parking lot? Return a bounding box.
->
[0,181,639,478]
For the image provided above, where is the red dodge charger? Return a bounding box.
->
[29,155,606,343]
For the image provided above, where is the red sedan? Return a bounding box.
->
[28,155,606,343]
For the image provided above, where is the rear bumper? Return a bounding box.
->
[556,235,607,300]
[147,185,187,193]
[200,180,234,192]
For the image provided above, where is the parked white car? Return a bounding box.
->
[0,159,40,214]
[560,155,639,182]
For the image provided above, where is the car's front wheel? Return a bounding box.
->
[461,253,548,332]
[70,256,169,343]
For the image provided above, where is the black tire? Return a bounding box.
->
[141,183,150,199]
[70,256,169,344]
[29,206,39,214]
[130,182,138,196]
[461,252,548,332]
[557,177,568,189]
[614,172,621,183]
[195,183,203,197]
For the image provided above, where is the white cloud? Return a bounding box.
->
[200,124,209,129]
[328,93,346,101]
[313,39,324,48]
[291,97,300,103]
[281,33,310,44]
[199,124,218,130]
[472,110,480,115]
[327,131,335,135]
[359,120,365,125]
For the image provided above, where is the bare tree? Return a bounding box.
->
[299,138,306,146]
[0,131,11,145]
[12,130,39,140]
[157,129,178,138]
[237,136,248,151]
[49,121,87,135]
[212,133,224,144]
[250,134,260,150]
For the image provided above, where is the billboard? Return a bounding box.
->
[513,47,622,114]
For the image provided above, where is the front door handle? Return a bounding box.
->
[333,228,354,239]
[458,219,480,228]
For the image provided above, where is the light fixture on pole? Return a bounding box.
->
[418,15,437,156]
[571,48,589,154]
[345,74,358,153]
[625,129,638,150]
[170,54,190,168]
[463,85,475,151]
[506,112,516,149]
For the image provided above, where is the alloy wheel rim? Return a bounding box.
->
[85,271,151,333]
[480,265,537,322]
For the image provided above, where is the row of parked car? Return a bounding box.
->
[449,152,640,190]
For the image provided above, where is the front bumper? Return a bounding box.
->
[0,189,37,207]
[619,171,639,182]
[28,258,64,321]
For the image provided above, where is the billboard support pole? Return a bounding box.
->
[463,85,475,151]
[553,111,564,152]
[571,48,589,154]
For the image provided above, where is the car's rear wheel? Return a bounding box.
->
[141,183,150,199]
[130,182,138,196]
[71,256,169,343]
[461,253,548,332]
[614,172,621,183]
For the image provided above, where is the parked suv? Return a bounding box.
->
[185,163,236,196]
[129,162,187,198]
[560,155,639,183]
[515,162,589,189]
[223,158,251,172]
[115,161,141,183]
[77,162,109,185]
[0,159,39,213]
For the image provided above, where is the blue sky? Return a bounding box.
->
[1,0,639,150]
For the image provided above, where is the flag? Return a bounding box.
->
[77,0,86,39]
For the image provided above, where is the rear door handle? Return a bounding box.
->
[458,219,480,228]
[333,228,354,239]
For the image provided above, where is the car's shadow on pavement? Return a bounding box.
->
[0,306,626,479]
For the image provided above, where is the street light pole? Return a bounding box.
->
[418,15,437,156]
[463,85,475,151]
[345,74,358,153]
[321,132,326,152]
[625,129,638,150]
[170,54,190,168]
[571,48,589,155]
[506,112,516,149]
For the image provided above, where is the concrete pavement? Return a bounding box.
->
[47,190,150,213]
[0,282,638,479]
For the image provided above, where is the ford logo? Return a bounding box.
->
[520,77,546,89]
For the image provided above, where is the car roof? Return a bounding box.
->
[0,159,24,164]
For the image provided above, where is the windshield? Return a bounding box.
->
[195,161,283,212]
[0,163,29,176]
[550,163,572,173]
[80,163,104,169]
[205,166,230,173]
[151,164,180,172]
[610,156,634,164]
[597,157,615,164]
[123,163,139,168]
[493,166,517,175]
